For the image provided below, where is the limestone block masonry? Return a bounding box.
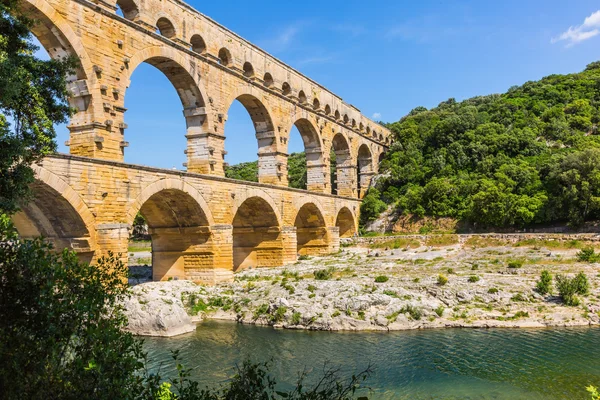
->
[13,0,392,283]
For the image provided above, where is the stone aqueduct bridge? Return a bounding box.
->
[13,0,391,283]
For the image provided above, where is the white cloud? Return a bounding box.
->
[259,23,305,53]
[372,112,382,120]
[552,10,600,47]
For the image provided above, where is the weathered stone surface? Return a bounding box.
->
[123,281,198,337]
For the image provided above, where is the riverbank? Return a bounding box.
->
[124,235,600,336]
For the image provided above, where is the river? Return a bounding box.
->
[143,321,600,399]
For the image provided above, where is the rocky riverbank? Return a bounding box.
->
[124,235,600,337]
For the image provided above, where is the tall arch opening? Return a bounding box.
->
[263,73,274,87]
[156,17,176,39]
[223,95,275,184]
[336,207,356,238]
[288,119,323,191]
[232,197,282,271]
[357,144,373,198]
[124,56,205,169]
[12,181,95,264]
[135,189,212,281]
[331,133,351,196]
[295,203,329,256]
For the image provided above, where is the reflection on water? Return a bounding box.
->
[143,321,600,399]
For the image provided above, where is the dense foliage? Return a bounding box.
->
[0,0,75,213]
[225,152,308,189]
[367,62,600,228]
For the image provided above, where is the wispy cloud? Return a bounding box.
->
[552,10,600,47]
[331,23,366,37]
[296,55,336,66]
[258,22,306,53]
[385,15,464,43]
[372,112,382,120]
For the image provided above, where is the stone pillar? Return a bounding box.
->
[281,226,298,264]
[184,107,224,174]
[336,165,356,198]
[95,223,130,265]
[327,226,340,253]
[257,130,288,186]
[358,172,375,199]
[207,224,234,283]
[66,79,126,162]
[306,148,327,193]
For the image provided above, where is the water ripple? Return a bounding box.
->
[144,322,600,399]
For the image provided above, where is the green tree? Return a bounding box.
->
[0,1,76,213]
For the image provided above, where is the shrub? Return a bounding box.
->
[535,270,553,295]
[577,246,600,262]
[253,303,270,320]
[401,304,423,321]
[447,268,455,274]
[270,306,287,323]
[437,274,448,286]
[332,310,341,318]
[383,290,398,297]
[556,273,589,306]
[314,267,335,280]
[434,306,445,317]
[468,275,480,283]
[573,272,590,295]
[511,293,526,302]
[488,288,499,294]
[291,311,302,325]
[507,260,523,269]
[307,284,317,292]
[374,275,389,283]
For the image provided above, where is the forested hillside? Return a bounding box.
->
[363,61,600,229]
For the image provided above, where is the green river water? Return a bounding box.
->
[143,321,600,399]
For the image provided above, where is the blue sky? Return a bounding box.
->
[45,0,600,169]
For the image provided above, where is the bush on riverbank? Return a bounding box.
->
[556,273,589,306]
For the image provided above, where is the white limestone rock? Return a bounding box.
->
[123,281,198,337]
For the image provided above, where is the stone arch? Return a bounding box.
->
[243,62,255,78]
[156,17,176,39]
[313,98,320,110]
[330,132,352,196]
[128,179,215,281]
[359,122,364,131]
[190,34,207,54]
[224,92,278,184]
[282,82,291,96]
[232,194,283,271]
[324,104,331,115]
[218,47,232,67]
[294,202,329,256]
[379,133,384,141]
[126,47,207,109]
[125,47,208,165]
[336,206,357,238]
[334,110,341,120]
[263,72,274,87]
[289,118,324,191]
[11,166,96,263]
[343,114,349,124]
[366,126,371,135]
[127,178,214,226]
[115,0,139,20]
[298,90,307,104]
[357,144,373,198]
